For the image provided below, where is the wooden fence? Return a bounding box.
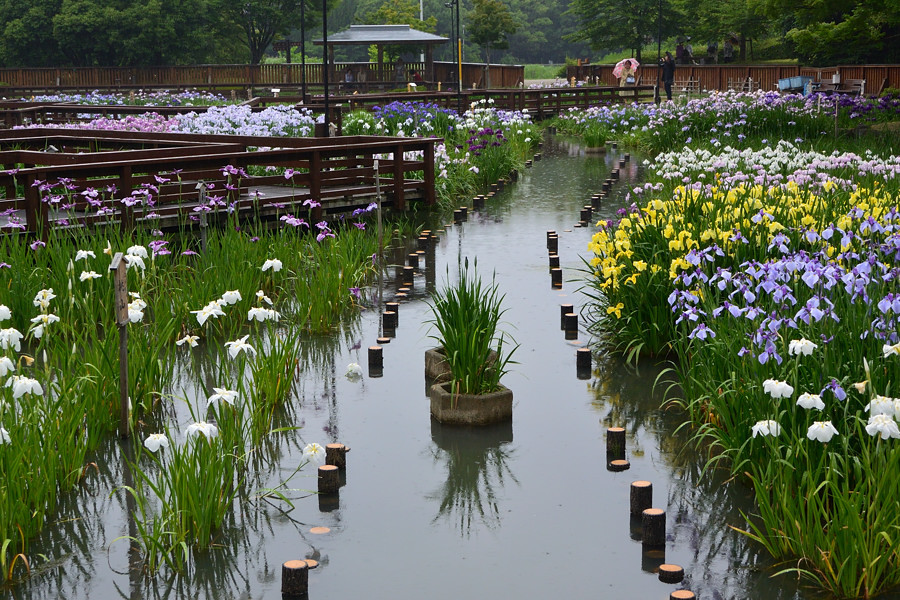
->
[0,62,525,95]
[0,129,437,237]
[567,64,900,95]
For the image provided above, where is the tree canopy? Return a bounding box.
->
[0,0,897,68]
[466,0,517,65]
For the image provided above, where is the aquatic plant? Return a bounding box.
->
[585,136,900,596]
[0,218,380,580]
[427,259,516,395]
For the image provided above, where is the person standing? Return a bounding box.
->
[660,51,675,101]
[723,39,734,63]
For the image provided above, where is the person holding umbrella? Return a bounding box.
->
[614,58,639,86]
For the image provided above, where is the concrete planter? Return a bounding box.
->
[424,346,452,382]
[429,380,513,426]
[424,346,498,383]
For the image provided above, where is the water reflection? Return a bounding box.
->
[588,355,809,600]
[427,420,517,536]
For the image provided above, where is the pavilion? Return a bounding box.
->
[315,25,448,85]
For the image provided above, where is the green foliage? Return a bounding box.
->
[755,0,900,65]
[565,0,681,63]
[427,259,517,395]
[466,0,518,67]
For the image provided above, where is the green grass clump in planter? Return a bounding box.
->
[427,258,517,395]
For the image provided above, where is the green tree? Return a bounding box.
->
[231,0,326,64]
[672,0,767,61]
[355,0,437,62]
[566,0,680,64]
[754,0,900,64]
[0,0,65,66]
[504,0,590,63]
[467,0,516,85]
[52,0,123,66]
[0,0,242,67]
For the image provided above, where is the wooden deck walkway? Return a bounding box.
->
[0,129,437,238]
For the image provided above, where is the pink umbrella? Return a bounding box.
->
[612,58,640,79]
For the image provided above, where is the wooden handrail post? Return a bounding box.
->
[24,172,44,240]
[109,252,131,439]
[119,164,133,232]
[310,150,323,222]
[393,143,405,210]
[423,141,436,206]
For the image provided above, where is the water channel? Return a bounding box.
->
[14,135,822,600]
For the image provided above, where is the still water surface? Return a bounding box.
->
[15,136,827,600]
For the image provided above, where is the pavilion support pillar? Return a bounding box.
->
[426,45,434,84]
[377,46,384,83]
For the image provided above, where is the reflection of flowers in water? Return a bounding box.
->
[427,421,518,536]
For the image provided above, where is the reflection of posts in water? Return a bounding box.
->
[428,419,517,535]
[641,546,666,574]
[424,233,437,294]
[120,441,143,600]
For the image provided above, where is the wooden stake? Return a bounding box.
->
[549,253,560,270]
[318,465,340,493]
[368,345,383,369]
[630,480,653,517]
[606,427,626,454]
[385,302,399,318]
[325,443,350,470]
[281,560,309,598]
[547,235,559,253]
[659,564,685,584]
[564,312,578,339]
[550,267,562,288]
[642,508,666,547]
[576,347,592,369]
[109,252,130,439]
[670,591,696,600]
[560,303,573,329]
[608,459,630,472]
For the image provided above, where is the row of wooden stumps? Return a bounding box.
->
[574,153,630,229]
[281,443,350,599]
[369,227,443,377]
[546,232,594,379]
[607,428,696,599]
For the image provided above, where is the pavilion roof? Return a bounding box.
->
[314,25,448,46]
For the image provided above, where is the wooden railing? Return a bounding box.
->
[1,85,657,130]
[0,62,525,95]
[567,64,900,95]
[0,129,437,236]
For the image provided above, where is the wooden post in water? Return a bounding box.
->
[281,559,309,597]
[318,465,340,493]
[642,508,666,547]
[325,443,350,469]
[630,480,653,517]
[109,252,130,438]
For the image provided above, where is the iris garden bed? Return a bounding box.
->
[573,91,900,597]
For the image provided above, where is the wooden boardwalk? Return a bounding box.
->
[0,129,437,238]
